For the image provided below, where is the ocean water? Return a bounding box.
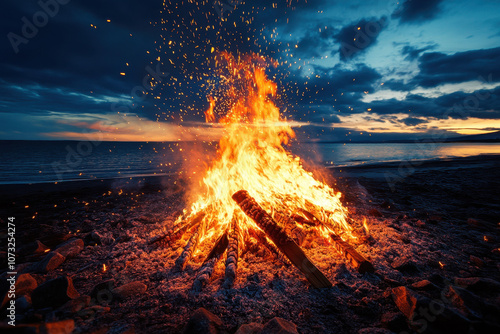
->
[1,140,500,184]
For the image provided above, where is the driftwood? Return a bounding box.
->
[232,190,332,288]
[148,211,205,245]
[329,233,375,274]
[223,218,239,288]
[192,231,229,292]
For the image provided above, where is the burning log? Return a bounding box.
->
[232,190,332,288]
[174,226,201,271]
[248,228,290,267]
[298,207,375,274]
[294,209,321,226]
[148,211,205,245]
[223,218,239,288]
[329,233,375,274]
[192,231,229,292]
[275,212,306,246]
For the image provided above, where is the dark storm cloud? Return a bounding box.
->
[401,117,427,126]
[283,64,382,124]
[413,47,500,87]
[364,85,500,122]
[400,44,437,60]
[334,16,388,61]
[392,0,443,23]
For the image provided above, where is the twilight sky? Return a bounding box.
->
[1,0,500,142]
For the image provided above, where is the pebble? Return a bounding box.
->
[235,322,263,334]
[31,276,80,309]
[182,307,223,334]
[55,238,84,258]
[26,251,65,273]
[112,281,147,300]
[260,317,298,334]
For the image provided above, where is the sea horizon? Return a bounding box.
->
[2,140,500,185]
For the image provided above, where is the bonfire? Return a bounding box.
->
[149,53,373,290]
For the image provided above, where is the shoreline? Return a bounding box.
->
[1,153,499,198]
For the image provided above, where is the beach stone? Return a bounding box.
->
[411,279,439,291]
[381,312,407,332]
[91,231,115,245]
[29,251,65,273]
[55,238,84,258]
[392,286,470,333]
[112,281,147,300]
[391,286,427,319]
[445,285,487,318]
[455,277,500,296]
[59,295,91,313]
[18,240,50,257]
[90,279,115,305]
[38,224,72,247]
[45,320,75,334]
[391,257,419,274]
[260,317,298,334]
[16,295,32,313]
[235,323,263,334]
[0,319,75,334]
[31,276,80,309]
[182,307,223,334]
[0,273,38,309]
[415,220,425,228]
[16,273,38,296]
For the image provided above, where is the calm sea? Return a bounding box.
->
[1,140,500,184]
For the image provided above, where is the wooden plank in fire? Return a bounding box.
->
[192,230,229,292]
[298,208,375,274]
[328,232,375,274]
[232,190,332,289]
[148,211,206,245]
[223,217,239,288]
[248,227,291,267]
[174,226,201,271]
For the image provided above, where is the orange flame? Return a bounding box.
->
[182,52,353,245]
[205,96,216,122]
[363,217,369,235]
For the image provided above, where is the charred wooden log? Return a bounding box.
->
[295,209,321,226]
[275,212,306,246]
[174,226,201,271]
[248,228,291,266]
[192,231,229,292]
[148,211,205,245]
[223,218,239,288]
[329,233,375,274]
[232,190,332,288]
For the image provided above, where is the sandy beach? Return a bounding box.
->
[1,154,499,333]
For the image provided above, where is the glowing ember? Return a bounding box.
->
[182,52,354,249]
